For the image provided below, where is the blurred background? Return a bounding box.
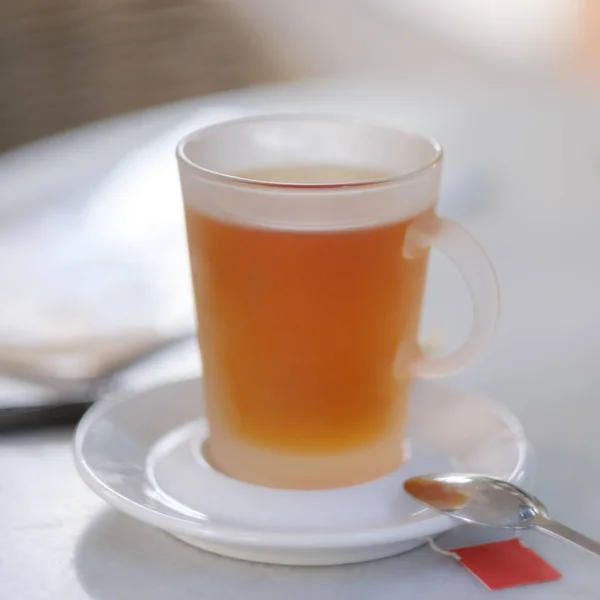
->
[0,0,600,418]
[1,0,599,151]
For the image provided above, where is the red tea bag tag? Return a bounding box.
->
[450,538,562,590]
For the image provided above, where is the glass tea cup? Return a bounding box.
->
[177,115,498,489]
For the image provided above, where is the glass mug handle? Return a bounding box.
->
[404,212,500,379]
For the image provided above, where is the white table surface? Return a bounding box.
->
[2,67,600,598]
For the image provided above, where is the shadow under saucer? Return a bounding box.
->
[73,509,457,600]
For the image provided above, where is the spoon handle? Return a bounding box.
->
[535,518,600,557]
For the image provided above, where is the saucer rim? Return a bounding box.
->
[73,377,528,549]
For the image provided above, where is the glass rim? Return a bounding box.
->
[176,113,443,190]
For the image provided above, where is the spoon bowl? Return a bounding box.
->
[404,473,600,557]
[404,473,545,529]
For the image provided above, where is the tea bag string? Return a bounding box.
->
[427,537,460,560]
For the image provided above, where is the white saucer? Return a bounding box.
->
[74,378,528,565]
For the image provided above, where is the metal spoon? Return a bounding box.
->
[404,473,600,557]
